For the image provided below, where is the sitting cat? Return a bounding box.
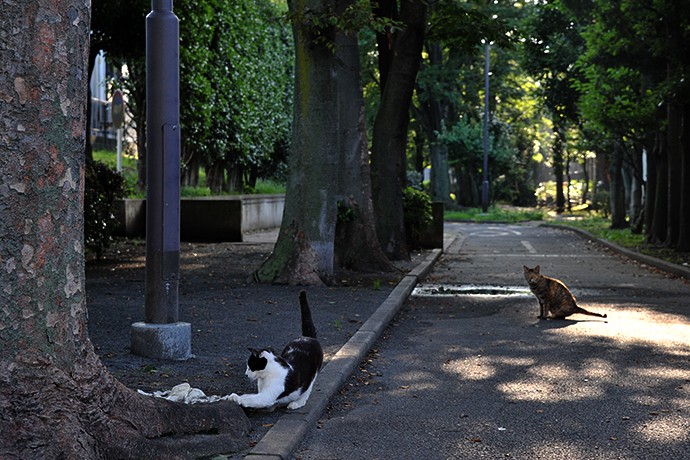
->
[229,290,323,410]
[523,265,607,320]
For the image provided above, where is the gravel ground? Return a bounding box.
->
[85,232,422,450]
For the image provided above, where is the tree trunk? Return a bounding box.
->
[333,8,395,273]
[371,0,427,260]
[0,3,249,457]
[565,150,572,212]
[675,102,690,251]
[418,42,451,206]
[609,142,628,229]
[649,130,669,244]
[666,102,682,247]
[581,157,590,205]
[629,143,644,234]
[254,0,340,285]
[552,127,566,213]
[206,160,226,194]
[181,147,200,187]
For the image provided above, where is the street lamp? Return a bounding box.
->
[131,0,190,360]
[482,41,490,213]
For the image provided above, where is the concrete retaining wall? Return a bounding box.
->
[116,194,284,242]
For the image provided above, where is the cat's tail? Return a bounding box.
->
[576,306,607,318]
[299,290,318,338]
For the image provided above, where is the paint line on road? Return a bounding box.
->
[465,253,606,258]
[521,240,537,254]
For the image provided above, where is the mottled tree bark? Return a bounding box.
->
[254,0,340,285]
[333,7,395,273]
[371,0,427,260]
[0,2,248,457]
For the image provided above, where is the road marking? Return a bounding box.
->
[468,227,523,237]
[466,253,604,258]
[521,240,537,253]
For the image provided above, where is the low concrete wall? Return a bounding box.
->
[116,194,284,242]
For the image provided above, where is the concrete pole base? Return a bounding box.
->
[131,321,192,360]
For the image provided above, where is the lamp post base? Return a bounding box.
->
[131,321,192,360]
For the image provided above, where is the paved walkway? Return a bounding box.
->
[288,222,690,459]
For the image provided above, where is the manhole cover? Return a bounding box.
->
[412,284,531,297]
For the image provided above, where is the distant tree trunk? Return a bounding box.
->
[666,102,682,247]
[629,143,644,234]
[181,147,200,187]
[371,0,427,260]
[565,150,572,212]
[333,8,395,273]
[417,42,451,205]
[609,142,628,229]
[581,157,590,205]
[254,0,340,285]
[675,103,690,251]
[552,127,566,214]
[648,130,668,244]
[120,60,148,194]
[206,160,226,194]
[0,2,249,457]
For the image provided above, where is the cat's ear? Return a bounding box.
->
[535,265,540,272]
[523,265,528,270]
[248,347,260,355]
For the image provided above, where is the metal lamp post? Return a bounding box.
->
[131,0,191,360]
[482,41,490,213]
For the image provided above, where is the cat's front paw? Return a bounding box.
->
[287,400,306,410]
[228,393,241,404]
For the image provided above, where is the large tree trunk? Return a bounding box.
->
[333,7,396,273]
[0,3,249,457]
[254,0,340,285]
[371,0,427,260]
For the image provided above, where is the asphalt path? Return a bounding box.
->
[295,222,690,460]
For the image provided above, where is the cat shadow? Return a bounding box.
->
[535,317,608,330]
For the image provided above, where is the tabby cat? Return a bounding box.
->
[523,265,607,319]
[229,290,323,410]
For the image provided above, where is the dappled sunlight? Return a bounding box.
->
[545,304,690,348]
[443,356,498,381]
[632,414,689,443]
[390,370,440,393]
[496,378,606,402]
[635,365,690,380]
[529,362,576,379]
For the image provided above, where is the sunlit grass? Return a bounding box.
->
[92,149,286,198]
[547,213,690,267]
[445,205,545,223]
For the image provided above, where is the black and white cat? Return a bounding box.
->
[229,290,323,410]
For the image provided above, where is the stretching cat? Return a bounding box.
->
[523,265,607,320]
[229,290,323,410]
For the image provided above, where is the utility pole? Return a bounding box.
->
[131,0,191,360]
[482,41,490,213]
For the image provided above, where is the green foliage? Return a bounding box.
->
[177,0,293,190]
[445,206,544,223]
[553,216,690,267]
[403,187,433,249]
[84,159,126,259]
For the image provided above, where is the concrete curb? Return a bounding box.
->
[542,223,690,280]
[244,248,443,459]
